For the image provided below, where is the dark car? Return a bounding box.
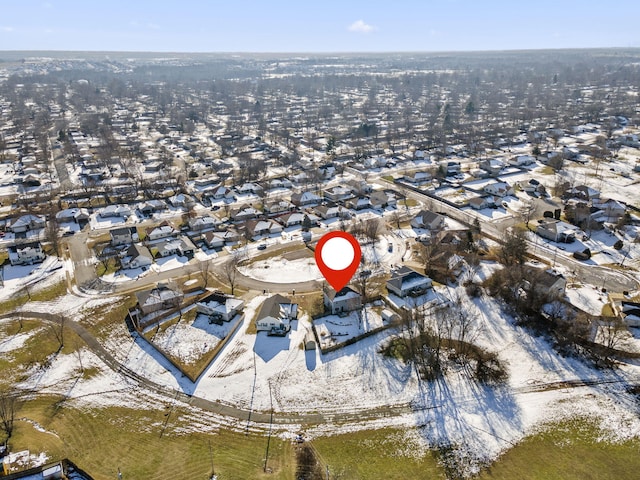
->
[257,244,267,250]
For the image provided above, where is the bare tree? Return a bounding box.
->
[517,199,536,228]
[498,228,528,266]
[363,218,382,247]
[0,389,19,442]
[200,260,211,289]
[222,255,239,295]
[49,315,65,353]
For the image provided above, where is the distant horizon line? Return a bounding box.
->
[1,46,639,57]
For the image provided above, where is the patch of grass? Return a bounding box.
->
[601,303,615,316]
[479,418,640,480]
[539,166,555,175]
[9,396,294,480]
[312,428,445,480]
[95,257,119,276]
[295,291,324,318]
[0,281,68,314]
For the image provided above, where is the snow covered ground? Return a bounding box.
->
[7,276,640,475]
[314,307,385,350]
[238,257,322,283]
[148,313,241,365]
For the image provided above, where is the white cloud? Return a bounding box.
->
[348,20,376,34]
[0,26,14,33]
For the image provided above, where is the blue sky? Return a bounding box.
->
[1,0,639,52]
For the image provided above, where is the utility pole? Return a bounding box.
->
[263,380,274,473]
[208,440,216,480]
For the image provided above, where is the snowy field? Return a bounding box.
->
[147,313,241,366]
[314,307,385,350]
[238,257,322,283]
[8,282,640,474]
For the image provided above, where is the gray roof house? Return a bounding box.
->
[255,294,298,334]
[323,286,362,314]
[386,266,432,297]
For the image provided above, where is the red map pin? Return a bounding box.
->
[315,231,362,292]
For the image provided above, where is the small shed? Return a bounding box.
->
[381,309,401,323]
[304,330,316,350]
[43,463,64,480]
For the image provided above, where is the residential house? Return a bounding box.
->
[244,219,282,238]
[314,204,349,220]
[269,177,293,190]
[369,190,390,209]
[137,199,167,216]
[136,282,184,316]
[8,214,46,233]
[211,186,235,200]
[237,182,264,196]
[277,212,307,228]
[264,200,294,216]
[196,292,245,322]
[203,231,225,249]
[386,266,432,297]
[291,191,321,207]
[290,172,309,185]
[55,208,80,223]
[593,198,626,222]
[323,185,354,202]
[121,243,153,269]
[99,204,131,218]
[146,222,177,241]
[323,286,362,314]
[525,269,567,299]
[564,200,603,230]
[345,196,371,210]
[536,219,576,243]
[229,205,260,222]
[403,171,432,185]
[255,294,298,334]
[110,226,137,246]
[469,196,495,210]
[483,182,514,197]
[410,209,446,230]
[346,178,373,195]
[168,193,196,209]
[188,215,220,232]
[479,158,505,176]
[73,208,91,227]
[508,155,535,166]
[152,236,196,258]
[568,185,600,201]
[203,229,239,248]
[8,242,46,265]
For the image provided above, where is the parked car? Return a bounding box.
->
[257,244,267,250]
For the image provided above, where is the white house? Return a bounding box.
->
[188,216,220,232]
[255,294,298,334]
[121,243,153,269]
[484,182,514,197]
[196,292,244,322]
[99,204,131,218]
[135,282,184,316]
[8,242,46,265]
[323,287,362,314]
[410,210,446,230]
[291,191,321,207]
[146,223,177,241]
[8,214,46,233]
[110,226,136,246]
[386,266,432,297]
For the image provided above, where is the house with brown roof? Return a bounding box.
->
[255,294,298,334]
